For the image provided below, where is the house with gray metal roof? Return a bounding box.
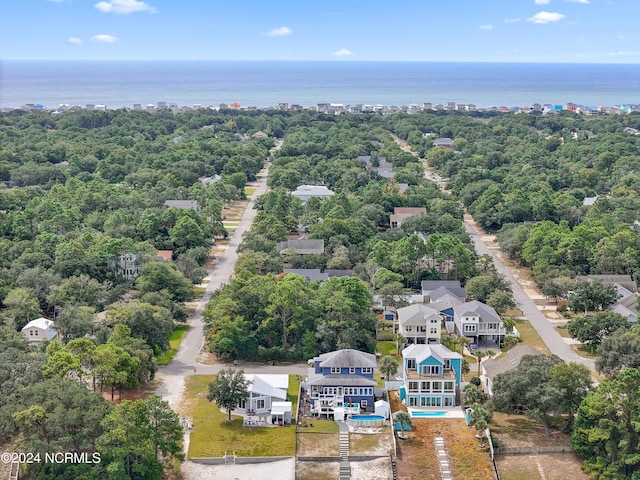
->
[397,304,442,345]
[481,345,541,396]
[277,239,325,255]
[307,349,377,416]
[452,300,505,348]
[290,185,335,203]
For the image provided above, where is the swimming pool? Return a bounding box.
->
[347,414,386,427]
[410,411,447,418]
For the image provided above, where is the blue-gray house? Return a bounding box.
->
[307,349,378,417]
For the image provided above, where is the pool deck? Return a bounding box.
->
[408,408,465,419]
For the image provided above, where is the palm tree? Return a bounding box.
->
[395,333,407,353]
[469,403,492,447]
[472,350,492,377]
[394,411,412,431]
[379,355,399,380]
[503,318,516,334]
[463,384,485,405]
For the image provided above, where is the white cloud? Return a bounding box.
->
[94,0,156,14]
[480,24,493,31]
[527,11,566,23]
[566,0,590,3]
[608,51,637,56]
[534,0,550,4]
[90,34,119,43]
[504,18,521,23]
[67,37,83,44]
[266,27,293,37]
[332,48,353,57]
[47,0,66,3]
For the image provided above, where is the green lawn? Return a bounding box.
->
[514,319,550,354]
[186,374,296,458]
[556,323,573,339]
[245,187,257,196]
[288,375,301,420]
[300,419,338,433]
[376,340,397,357]
[156,324,188,366]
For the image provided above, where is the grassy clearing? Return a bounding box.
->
[514,319,550,354]
[396,417,494,480]
[297,432,340,457]
[497,452,588,480]
[185,375,296,458]
[157,324,188,366]
[297,462,339,480]
[572,344,598,359]
[301,419,338,433]
[376,340,398,357]
[288,375,301,418]
[350,430,394,456]
[490,412,570,448]
[556,324,571,338]
[504,307,524,317]
[245,187,257,196]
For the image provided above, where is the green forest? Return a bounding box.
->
[2,107,640,478]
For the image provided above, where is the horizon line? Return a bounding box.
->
[2,58,640,66]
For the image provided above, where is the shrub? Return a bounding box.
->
[556,299,568,313]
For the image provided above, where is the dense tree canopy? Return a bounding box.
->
[572,368,640,479]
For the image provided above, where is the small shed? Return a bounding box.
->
[271,401,292,425]
[375,400,390,419]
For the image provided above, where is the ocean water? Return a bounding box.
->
[0,60,638,110]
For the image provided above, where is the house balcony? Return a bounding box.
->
[477,325,506,335]
[404,369,456,380]
[343,403,360,414]
[463,324,506,336]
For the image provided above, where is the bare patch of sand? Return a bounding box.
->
[182,458,295,480]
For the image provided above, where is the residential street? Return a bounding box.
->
[392,133,596,371]
[463,216,595,370]
[155,140,308,412]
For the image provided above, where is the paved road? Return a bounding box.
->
[155,142,309,410]
[392,134,596,371]
[463,217,595,370]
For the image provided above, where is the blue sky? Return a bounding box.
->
[1,0,638,63]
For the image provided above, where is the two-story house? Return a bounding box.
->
[422,280,467,333]
[116,253,142,280]
[307,349,378,418]
[452,300,505,348]
[21,318,57,343]
[234,374,290,423]
[389,207,427,229]
[397,304,442,345]
[401,344,463,408]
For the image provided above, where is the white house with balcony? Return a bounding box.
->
[234,374,289,422]
[452,300,505,348]
[397,304,442,344]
